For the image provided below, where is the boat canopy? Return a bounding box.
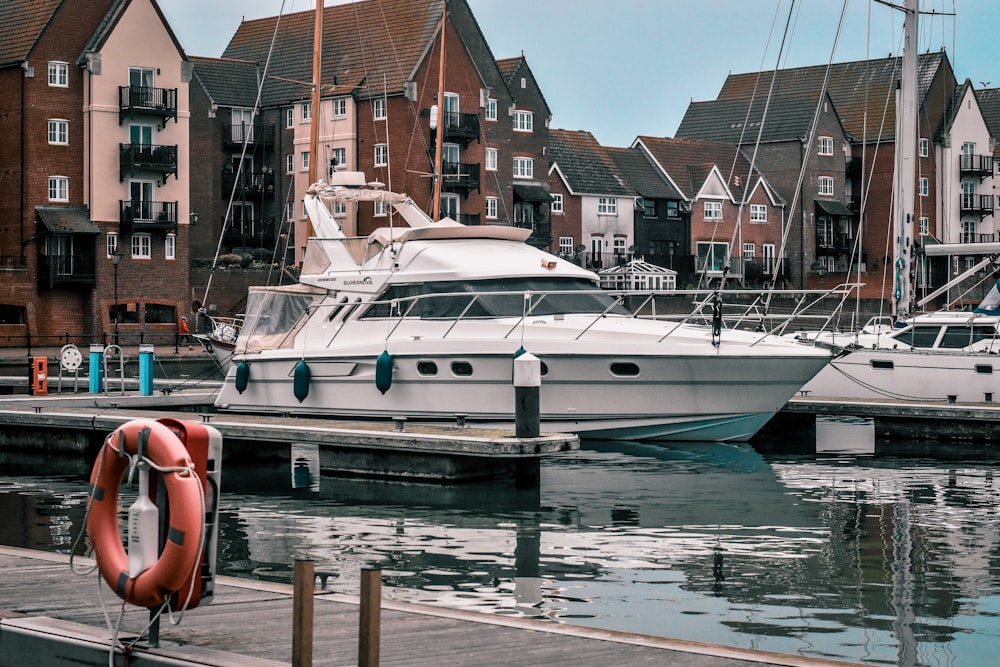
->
[236,284,326,354]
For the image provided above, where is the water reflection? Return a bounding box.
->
[2,422,999,666]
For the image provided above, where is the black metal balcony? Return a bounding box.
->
[119,200,178,233]
[960,154,993,180]
[458,213,481,226]
[119,143,178,183]
[222,171,275,200]
[442,111,480,145]
[441,161,480,194]
[959,193,994,217]
[223,123,275,148]
[118,86,178,127]
[39,253,96,289]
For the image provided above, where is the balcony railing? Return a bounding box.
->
[39,253,96,289]
[119,143,178,183]
[960,154,993,178]
[223,123,275,147]
[959,193,994,216]
[441,161,480,193]
[119,200,178,232]
[458,213,481,226]
[442,111,480,145]
[0,255,26,269]
[222,171,275,199]
[118,85,178,127]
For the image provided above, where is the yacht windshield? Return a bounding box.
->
[363,278,627,319]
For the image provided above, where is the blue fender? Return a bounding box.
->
[375,350,393,394]
[234,361,250,394]
[293,360,311,402]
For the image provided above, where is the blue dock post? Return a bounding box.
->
[138,344,154,395]
[88,344,104,394]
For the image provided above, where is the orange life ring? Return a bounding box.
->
[88,419,204,608]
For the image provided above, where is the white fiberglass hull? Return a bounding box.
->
[216,330,831,442]
[798,348,1000,403]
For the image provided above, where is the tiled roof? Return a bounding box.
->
[222,0,443,107]
[191,56,262,108]
[716,51,952,142]
[975,87,1000,158]
[0,0,61,66]
[605,146,682,200]
[548,129,635,197]
[677,92,839,144]
[636,136,762,202]
[496,56,519,80]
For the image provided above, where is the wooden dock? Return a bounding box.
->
[0,546,863,667]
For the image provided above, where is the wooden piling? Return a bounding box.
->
[292,558,314,667]
[358,568,381,667]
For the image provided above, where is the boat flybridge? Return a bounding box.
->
[213,172,833,441]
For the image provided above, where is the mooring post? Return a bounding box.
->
[513,351,541,438]
[293,557,314,667]
[358,568,382,667]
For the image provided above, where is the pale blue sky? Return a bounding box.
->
[158,0,1000,146]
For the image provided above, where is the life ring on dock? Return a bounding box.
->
[87,419,204,608]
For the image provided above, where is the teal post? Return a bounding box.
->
[138,344,154,395]
[88,344,104,393]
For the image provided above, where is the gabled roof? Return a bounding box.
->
[222,0,444,107]
[605,146,682,200]
[79,0,186,66]
[0,0,64,66]
[496,54,552,117]
[716,51,953,142]
[974,87,1000,137]
[548,129,635,198]
[634,136,764,202]
[191,56,262,108]
[677,92,848,144]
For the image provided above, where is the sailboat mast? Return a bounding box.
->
[310,0,323,186]
[431,3,446,221]
[892,0,918,320]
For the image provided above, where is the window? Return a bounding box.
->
[48,62,68,87]
[817,136,833,156]
[762,243,775,274]
[485,196,498,219]
[165,234,176,260]
[373,97,386,120]
[612,237,627,256]
[513,110,533,132]
[485,147,498,171]
[333,98,346,117]
[301,102,311,122]
[818,176,834,196]
[48,176,69,202]
[598,197,617,215]
[919,137,929,157]
[486,98,497,121]
[559,236,574,255]
[330,147,346,175]
[817,216,834,247]
[107,233,118,258]
[641,198,656,218]
[440,193,459,220]
[513,157,533,178]
[919,216,929,236]
[704,201,722,220]
[374,200,386,217]
[286,154,294,174]
[697,242,729,272]
[743,242,755,258]
[666,200,680,218]
[286,201,295,223]
[131,233,151,259]
[551,193,564,214]
[374,143,388,167]
[333,201,347,217]
[962,220,977,244]
[919,177,929,196]
[48,119,68,145]
[285,108,294,128]
[750,204,767,223]
[301,151,310,171]
[514,202,533,227]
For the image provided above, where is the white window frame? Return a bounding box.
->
[48,62,68,87]
[818,176,834,196]
[48,176,69,202]
[165,233,176,260]
[743,242,755,258]
[918,216,929,236]
[131,233,151,259]
[919,177,929,196]
[513,110,533,132]
[330,147,346,175]
[704,201,722,220]
[284,108,294,128]
[301,151,310,171]
[817,136,833,156]
[107,233,119,258]
[919,137,929,157]
[48,119,69,145]
[286,201,295,223]
[697,241,729,272]
[486,98,497,121]
[301,102,312,123]
[374,200,387,217]
[598,197,617,215]
[559,236,573,255]
[374,143,388,167]
[513,157,533,179]
[762,243,776,274]
[373,97,387,120]
[286,153,295,174]
[333,98,347,117]
[551,193,564,214]
[333,201,347,217]
[485,196,498,219]
[485,148,498,171]
[749,204,767,223]
[612,237,627,256]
